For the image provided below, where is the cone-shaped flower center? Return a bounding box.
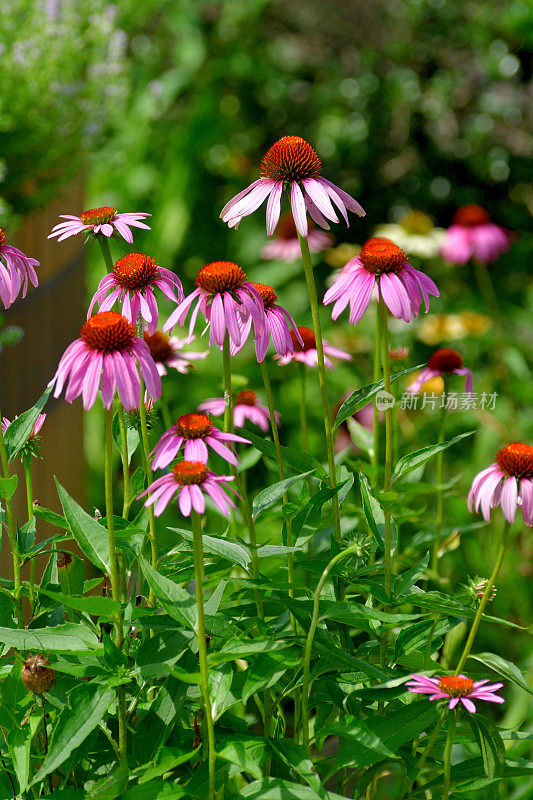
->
[80,311,136,352]
[400,210,434,235]
[113,253,159,291]
[452,204,490,228]
[438,676,474,697]
[144,330,174,363]
[196,261,246,295]
[172,461,208,485]
[0,229,5,248]
[359,238,407,274]
[291,326,316,352]
[235,390,257,407]
[427,348,463,372]
[175,413,212,439]
[261,136,322,182]
[495,442,533,479]
[80,206,117,225]
[250,282,278,309]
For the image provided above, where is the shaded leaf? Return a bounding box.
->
[391,431,474,483]
[334,366,421,429]
[4,386,52,461]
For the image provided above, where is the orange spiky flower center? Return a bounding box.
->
[261,136,322,182]
[438,676,474,697]
[359,237,407,275]
[250,282,278,309]
[80,311,136,352]
[143,330,174,363]
[80,206,117,225]
[235,390,257,407]
[175,413,212,439]
[0,229,5,248]
[172,461,208,485]
[195,261,246,294]
[452,204,491,228]
[495,442,533,479]
[291,326,316,352]
[113,253,159,291]
[427,348,463,372]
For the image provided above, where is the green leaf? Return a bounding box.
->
[56,479,110,573]
[468,652,533,695]
[321,718,397,761]
[0,623,101,653]
[469,715,505,788]
[4,385,52,461]
[246,430,327,477]
[237,779,346,799]
[112,411,139,466]
[7,725,32,792]
[103,634,129,669]
[252,472,314,518]
[32,684,114,784]
[87,764,129,799]
[170,527,250,568]
[32,505,69,529]
[218,735,269,781]
[393,553,430,598]
[358,471,397,556]
[346,417,374,456]
[0,475,18,500]
[139,556,196,630]
[131,675,185,765]
[130,746,199,784]
[391,431,474,483]
[35,586,119,619]
[334,365,421,429]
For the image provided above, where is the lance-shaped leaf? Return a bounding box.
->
[334,365,421,429]
[358,471,397,555]
[4,385,52,461]
[252,471,314,518]
[391,430,474,483]
[246,430,326,477]
[56,479,110,573]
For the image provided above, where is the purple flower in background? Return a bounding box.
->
[275,326,351,370]
[143,330,208,376]
[140,461,237,517]
[324,237,439,325]
[88,252,183,335]
[48,206,151,244]
[407,348,473,395]
[151,413,250,469]
[441,205,511,265]
[468,443,533,526]
[406,674,504,713]
[220,135,365,237]
[0,229,39,309]
[50,311,161,411]
[261,212,333,262]
[199,390,279,433]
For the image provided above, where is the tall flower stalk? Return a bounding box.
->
[377,293,393,603]
[443,710,457,800]
[432,402,448,572]
[22,453,37,611]
[137,378,159,603]
[0,422,23,626]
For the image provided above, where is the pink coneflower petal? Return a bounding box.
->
[291,181,308,237]
[141,461,235,518]
[468,444,533,526]
[266,181,283,236]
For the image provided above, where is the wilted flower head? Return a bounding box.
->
[21,654,55,695]
[220,135,365,237]
[406,673,504,713]
[468,442,533,526]
[88,253,183,335]
[374,210,446,258]
[140,460,237,517]
[440,205,511,265]
[261,212,333,262]
[143,330,208,376]
[323,237,439,325]
[0,229,39,309]
[407,348,473,395]
[199,390,279,433]
[275,326,352,369]
[48,207,151,244]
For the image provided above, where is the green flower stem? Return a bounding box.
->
[455,520,511,675]
[377,293,393,601]
[402,717,445,799]
[298,362,309,452]
[443,710,457,800]
[117,407,131,521]
[301,543,364,752]
[190,510,216,800]
[104,409,127,766]
[431,403,448,573]
[296,232,341,545]
[137,378,158,605]
[372,308,380,472]
[22,454,37,612]
[98,236,114,272]
[222,337,233,434]
[0,420,23,626]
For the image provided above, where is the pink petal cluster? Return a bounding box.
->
[235,283,303,362]
[143,331,208,377]
[140,461,237,518]
[1,414,46,439]
[199,390,279,433]
[48,207,151,244]
[406,674,504,713]
[467,443,533,526]
[151,413,250,469]
[220,136,364,237]
[275,326,351,370]
[441,205,510,265]
[0,231,39,309]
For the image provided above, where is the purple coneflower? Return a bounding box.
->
[48,206,151,244]
[51,311,161,412]
[261,213,333,262]
[441,205,511,265]
[163,261,264,350]
[468,442,533,526]
[220,135,365,237]
[275,326,351,370]
[2,414,46,439]
[407,348,473,394]
[238,282,303,362]
[143,330,208,376]
[151,412,250,469]
[87,252,183,335]
[0,229,39,309]
[323,237,439,325]
[140,461,237,517]
[199,390,279,433]
[406,674,504,713]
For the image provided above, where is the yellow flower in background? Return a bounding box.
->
[324,243,361,269]
[374,210,445,259]
[417,312,492,345]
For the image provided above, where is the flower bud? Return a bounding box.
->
[21,654,55,695]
